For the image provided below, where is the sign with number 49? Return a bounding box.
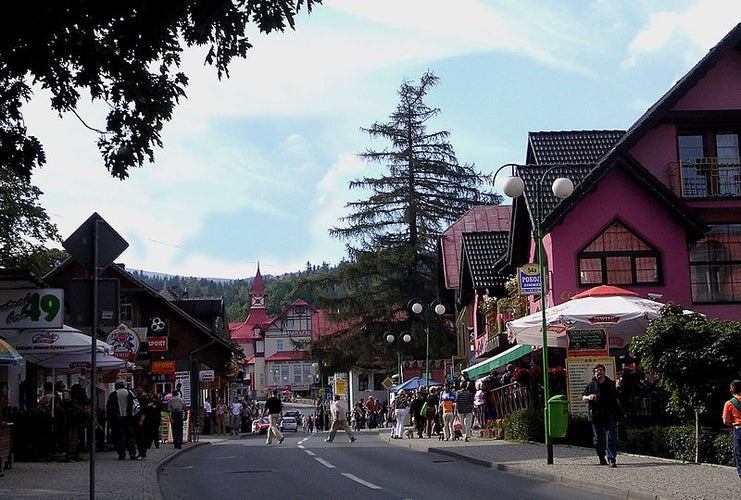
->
[0,289,64,329]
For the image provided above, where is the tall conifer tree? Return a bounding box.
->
[307,71,499,372]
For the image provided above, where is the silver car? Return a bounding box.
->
[280,416,299,432]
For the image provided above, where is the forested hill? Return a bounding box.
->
[129,261,335,323]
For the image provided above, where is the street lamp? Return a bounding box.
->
[410,300,446,389]
[386,332,412,383]
[493,163,574,465]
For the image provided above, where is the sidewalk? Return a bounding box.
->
[0,439,203,499]
[0,430,736,499]
[378,431,736,500]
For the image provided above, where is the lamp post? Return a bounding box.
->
[493,163,574,465]
[386,332,412,384]
[410,300,446,388]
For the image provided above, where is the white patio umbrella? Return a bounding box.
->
[34,351,133,374]
[12,324,112,361]
[11,325,114,416]
[506,285,685,349]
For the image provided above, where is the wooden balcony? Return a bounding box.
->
[667,157,741,198]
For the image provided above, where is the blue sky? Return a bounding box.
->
[27,1,741,279]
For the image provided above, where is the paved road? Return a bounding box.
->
[160,432,604,499]
[0,428,737,499]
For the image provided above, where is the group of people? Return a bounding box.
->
[226,397,260,435]
[351,396,385,431]
[37,379,90,460]
[388,374,478,442]
[105,381,165,460]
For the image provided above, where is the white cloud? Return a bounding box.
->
[23,1,740,279]
[624,1,741,67]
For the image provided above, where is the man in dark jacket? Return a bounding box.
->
[582,364,623,467]
[106,380,138,460]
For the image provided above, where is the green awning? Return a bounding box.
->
[462,344,534,379]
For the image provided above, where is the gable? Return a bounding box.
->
[438,205,511,292]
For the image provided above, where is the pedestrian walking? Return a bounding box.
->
[263,390,285,445]
[167,390,186,449]
[106,380,138,460]
[582,363,623,467]
[722,379,741,478]
[325,394,356,443]
[455,382,474,441]
[391,389,409,439]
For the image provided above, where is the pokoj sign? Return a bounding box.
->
[518,264,542,295]
[0,289,64,329]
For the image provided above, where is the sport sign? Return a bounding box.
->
[0,289,64,329]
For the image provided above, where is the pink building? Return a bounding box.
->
[455,23,741,361]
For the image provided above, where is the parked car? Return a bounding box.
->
[280,416,299,432]
[252,417,270,434]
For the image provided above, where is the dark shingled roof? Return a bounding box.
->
[460,232,511,289]
[513,163,595,231]
[527,130,625,165]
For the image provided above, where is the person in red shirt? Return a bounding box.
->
[722,380,741,478]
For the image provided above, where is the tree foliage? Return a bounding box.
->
[0,168,61,275]
[631,303,741,420]
[0,0,321,181]
[305,72,499,372]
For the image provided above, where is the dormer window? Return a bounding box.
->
[578,220,661,286]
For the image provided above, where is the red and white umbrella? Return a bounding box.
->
[506,285,672,349]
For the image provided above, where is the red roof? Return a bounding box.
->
[266,351,307,362]
[439,205,511,290]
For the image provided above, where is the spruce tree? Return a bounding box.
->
[307,71,499,372]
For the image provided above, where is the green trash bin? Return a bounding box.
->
[548,395,569,438]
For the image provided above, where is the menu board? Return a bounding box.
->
[567,328,609,357]
[565,356,615,416]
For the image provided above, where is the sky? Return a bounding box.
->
[26,1,741,279]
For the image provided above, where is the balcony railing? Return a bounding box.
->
[667,157,741,198]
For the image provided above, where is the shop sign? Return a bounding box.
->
[148,336,168,351]
[0,288,64,329]
[151,360,176,374]
[106,323,141,360]
[199,370,215,382]
[518,264,542,295]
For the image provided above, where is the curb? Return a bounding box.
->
[152,441,211,500]
[428,447,658,500]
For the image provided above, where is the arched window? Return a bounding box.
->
[578,220,661,286]
[689,225,741,303]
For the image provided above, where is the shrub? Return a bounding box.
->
[503,407,543,442]
[713,432,735,466]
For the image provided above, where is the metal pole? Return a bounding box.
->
[396,338,401,385]
[425,310,430,389]
[90,218,99,498]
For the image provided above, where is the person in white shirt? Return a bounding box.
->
[202,398,212,435]
[230,398,243,435]
[325,395,356,443]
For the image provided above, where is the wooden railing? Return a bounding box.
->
[667,157,741,198]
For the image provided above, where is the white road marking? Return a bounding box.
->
[341,473,382,490]
[304,450,316,456]
[314,457,335,468]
